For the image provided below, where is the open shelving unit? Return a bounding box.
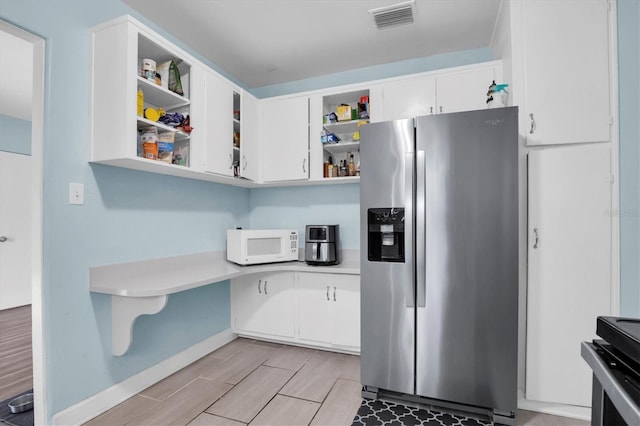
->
[321,89,369,179]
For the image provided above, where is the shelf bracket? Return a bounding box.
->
[111,294,168,356]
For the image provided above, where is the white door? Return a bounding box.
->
[526,144,612,406]
[381,75,436,120]
[435,67,497,114]
[0,151,32,309]
[202,70,234,176]
[261,96,309,182]
[239,90,260,181]
[522,0,610,146]
[298,273,331,344]
[330,274,360,348]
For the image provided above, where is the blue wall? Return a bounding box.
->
[249,185,360,249]
[618,0,640,317]
[0,114,31,155]
[0,1,250,421]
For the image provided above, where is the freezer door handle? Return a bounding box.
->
[416,150,426,308]
[405,151,415,308]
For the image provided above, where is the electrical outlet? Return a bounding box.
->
[69,182,84,205]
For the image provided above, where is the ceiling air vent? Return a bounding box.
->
[369,0,416,30]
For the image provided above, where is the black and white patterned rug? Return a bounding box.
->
[352,398,493,426]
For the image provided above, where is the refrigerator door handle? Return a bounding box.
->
[405,151,415,308]
[416,150,426,308]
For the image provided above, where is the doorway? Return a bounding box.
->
[0,20,45,425]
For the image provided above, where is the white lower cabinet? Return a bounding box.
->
[298,273,360,349]
[231,271,360,352]
[526,143,612,406]
[232,271,295,338]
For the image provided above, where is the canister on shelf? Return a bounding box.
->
[142,58,156,81]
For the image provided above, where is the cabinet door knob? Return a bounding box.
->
[326,286,330,301]
[302,158,306,173]
[243,155,247,170]
[430,106,433,115]
[533,228,539,249]
[439,106,443,113]
[229,153,233,169]
[333,286,336,301]
[258,279,262,293]
[529,113,536,134]
[0,236,7,243]
[264,281,268,295]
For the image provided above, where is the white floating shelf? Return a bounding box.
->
[323,141,360,155]
[137,76,189,109]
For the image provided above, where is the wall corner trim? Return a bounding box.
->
[51,329,236,426]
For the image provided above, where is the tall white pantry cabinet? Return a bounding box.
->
[493,0,616,411]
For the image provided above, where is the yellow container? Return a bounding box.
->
[137,89,144,116]
[336,105,351,121]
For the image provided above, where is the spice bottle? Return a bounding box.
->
[348,153,355,176]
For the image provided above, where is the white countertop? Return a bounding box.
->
[90,250,360,298]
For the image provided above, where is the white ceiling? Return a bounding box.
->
[123,0,503,89]
[0,30,33,120]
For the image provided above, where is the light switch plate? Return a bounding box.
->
[69,182,84,205]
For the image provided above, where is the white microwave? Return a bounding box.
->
[227,229,299,265]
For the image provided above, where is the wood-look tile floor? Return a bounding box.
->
[84,339,362,426]
[0,305,32,402]
[84,337,589,426]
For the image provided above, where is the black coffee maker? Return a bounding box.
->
[304,225,341,265]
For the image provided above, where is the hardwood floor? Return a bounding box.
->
[0,305,32,402]
[84,337,590,426]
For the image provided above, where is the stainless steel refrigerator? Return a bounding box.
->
[359,107,519,425]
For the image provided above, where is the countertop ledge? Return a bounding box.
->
[91,250,360,356]
[90,250,360,298]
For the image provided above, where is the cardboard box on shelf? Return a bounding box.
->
[336,104,352,121]
[157,132,174,163]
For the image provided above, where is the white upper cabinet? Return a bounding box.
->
[436,66,498,114]
[90,16,195,168]
[191,67,235,176]
[260,95,309,182]
[381,75,436,121]
[518,0,611,146]
[380,62,501,121]
[239,90,260,181]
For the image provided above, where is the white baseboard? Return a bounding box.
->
[517,390,591,421]
[52,329,236,426]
